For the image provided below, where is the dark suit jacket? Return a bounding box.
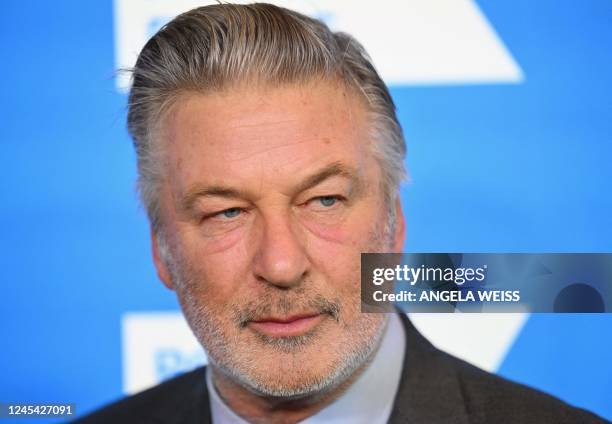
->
[75,314,608,423]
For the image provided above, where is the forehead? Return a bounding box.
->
[159,80,375,194]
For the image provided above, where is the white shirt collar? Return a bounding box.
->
[206,313,406,424]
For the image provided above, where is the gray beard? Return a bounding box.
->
[173,271,388,399]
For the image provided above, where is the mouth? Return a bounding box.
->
[248,313,326,338]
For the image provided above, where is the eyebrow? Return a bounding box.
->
[294,161,361,194]
[180,185,248,213]
[179,161,362,212]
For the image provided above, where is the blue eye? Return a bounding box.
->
[318,196,337,207]
[221,208,241,218]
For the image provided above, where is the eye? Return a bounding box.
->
[306,195,346,211]
[318,196,338,207]
[197,206,248,237]
[218,207,242,219]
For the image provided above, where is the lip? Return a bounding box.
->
[248,313,325,338]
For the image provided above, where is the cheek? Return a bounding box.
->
[193,226,247,255]
[306,234,364,293]
[304,206,385,299]
[303,203,381,247]
[302,221,351,244]
[177,238,250,303]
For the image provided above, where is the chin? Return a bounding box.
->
[227,361,348,400]
[212,319,386,400]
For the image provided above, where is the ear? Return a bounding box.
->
[392,197,405,253]
[151,228,175,291]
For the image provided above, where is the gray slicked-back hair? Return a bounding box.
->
[127,3,406,232]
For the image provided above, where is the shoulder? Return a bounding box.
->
[73,366,210,424]
[393,313,608,423]
[444,351,608,423]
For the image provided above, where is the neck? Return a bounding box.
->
[208,352,375,424]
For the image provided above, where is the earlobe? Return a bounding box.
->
[393,197,406,253]
[151,229,175,291]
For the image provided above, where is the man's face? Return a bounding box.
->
[153,80,404,397]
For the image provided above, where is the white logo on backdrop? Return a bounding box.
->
[113,0,524,90]
[122,312,207,394]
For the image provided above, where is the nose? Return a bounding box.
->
[252,212,309,289]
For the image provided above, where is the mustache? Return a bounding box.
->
[234,294,341,328]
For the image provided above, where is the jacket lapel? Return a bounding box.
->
[173,367,212,424]
[388,313,471,424]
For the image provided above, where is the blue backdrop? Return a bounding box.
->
[1,0,611,421]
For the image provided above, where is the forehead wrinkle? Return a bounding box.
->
[227,137,311,163]
[227,118,298,130]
